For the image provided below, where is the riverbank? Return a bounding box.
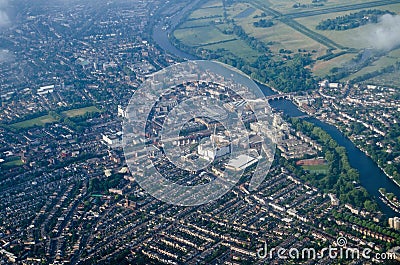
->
[290,95,400,192]
[379,189,400,214]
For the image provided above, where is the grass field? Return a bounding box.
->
[302,164,329,174]
[12,115,57,129]
[226,2,254,18]
[312,53,356,77]
[10,106,100,129]
[295,4,400,50]
[62,106,101,118]
[175,0,328,62]
[199,0,223,8]
[294,3,400,77]
[174,0,400,83]
[3,158,24,167]
[188,6,224,19]
[368,70,400,88]
[179,19,215,28]
[202,39,262,62]
[261,0,388,14]
[241,19,328,57]
[346,49,400,81]
[174,26,236,47]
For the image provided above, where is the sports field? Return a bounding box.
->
[3,158,24,167]
[302,164,329,175]
[62,106,101,118]
[12,115,57,129]
[11,106,101,129]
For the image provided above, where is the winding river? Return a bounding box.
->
[151,10,400,217]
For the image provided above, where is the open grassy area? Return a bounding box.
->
[294,3,400,78]
[11,115,57,129]
[188,6,224,19]
[2,158,24,167]
[368,70,400,88]
[240,18,328,57]
[296,16,369,50]
[312,53,356,77]
[202,39,262,62]
[226,2,254,18]
[62,106,101,118]
[223,1,329,57]
[179,19,215,28]
[199,0,223,8]
[302,164,329,174]
[345,49,400,81]
[174,0,400,85]
[261,0,388,15]
[295,4,400,50]
[174,26,236,47]
[9,106,100,129]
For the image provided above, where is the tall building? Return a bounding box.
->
[389,217,400,230]
[198,137,231,161]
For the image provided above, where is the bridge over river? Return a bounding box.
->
[265,93,295,101]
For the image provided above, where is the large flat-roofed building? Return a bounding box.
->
[37,85,55,95]
[225,154,258,171]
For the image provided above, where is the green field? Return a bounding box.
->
[174,27,236,47]
[174,0,400,84]
[312,53,356,77]
[247,20,328,57]
[174,26,235,47]
[226,2,254,18]
[202,39,262,62]
[12,115,57,129]
[260,0,389,14]
[369,70,400,88]
[188,6,224,19]
[10,106,100,129]
[294,3,400,77]
[295,4,400,50]
[2,158,24,167]
[302,164,329,174]
[346,49,400,81]
[179,19,215,28]
[62,106,101,118]
[201,0,223,8]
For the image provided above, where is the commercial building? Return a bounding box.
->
[225,154,258,171]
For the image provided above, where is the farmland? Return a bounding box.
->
[172,0,400,85]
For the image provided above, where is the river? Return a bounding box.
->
[266,97,400,217]
[151,10,400,217]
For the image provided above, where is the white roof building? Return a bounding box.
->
[225,154,258,171]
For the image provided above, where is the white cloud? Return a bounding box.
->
[0,0,9,28]
[0,10,9,27]
[0,0,8,7]
[366,14,400,51]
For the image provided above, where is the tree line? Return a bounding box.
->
[316,9,394,31]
